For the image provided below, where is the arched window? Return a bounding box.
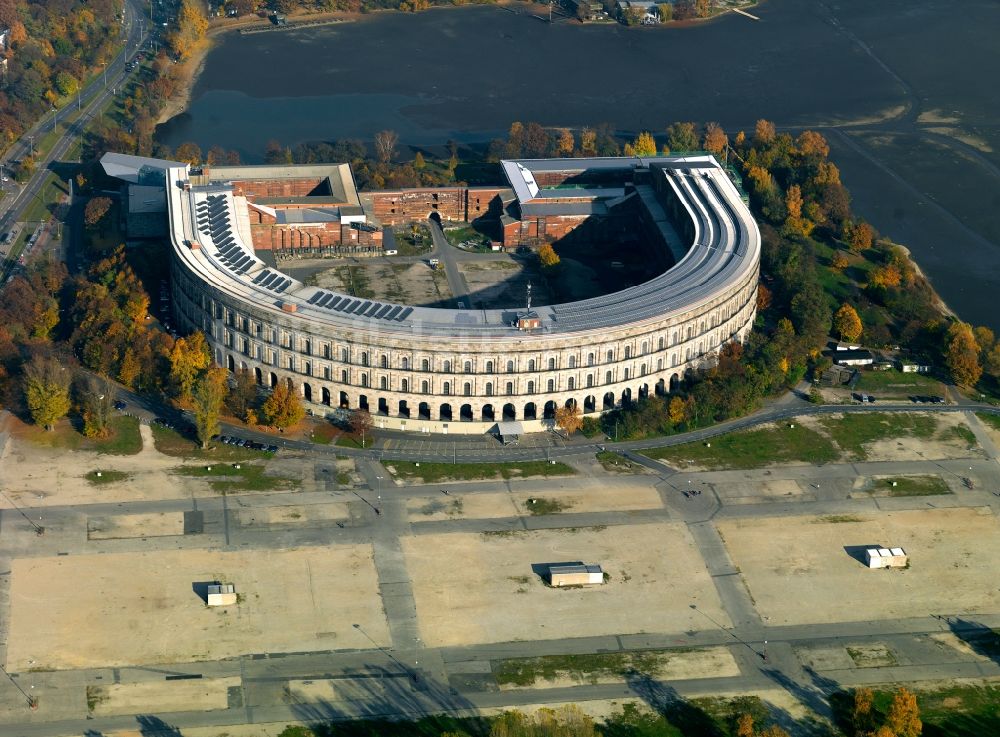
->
[422,358,430,371]
[506,381,514,395]
[402,357,409,370]
[624,368,630,380]
[528,380,535,394]
[401,378,409,392]
[586,374,594,388]
[443,360,452,373]
[486,382,494,396]
[464,382,472,396]
[528,359,536,371]
[569,355,576,368]
[606,349,614,362]
[341,369,348,383]
[548,357,556,370]
[486,360,494,373]
[361,374,369,387]
[361,352,369,367]
[587,353,595,366]
[624,346,631,360]
[658,337,665,350]
[507,360,514,373]
[547,379,555,392]
[380,376,388,390]
[443,382,451,396]
[380,355,388,368]
[421,380,430,394]
[464,361,472,373]
[568,377,575,390]
[605,371,613,384]
[342,348,350,363]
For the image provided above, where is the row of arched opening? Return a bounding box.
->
[241,362,681,422]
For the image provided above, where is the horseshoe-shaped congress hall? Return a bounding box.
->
[103,152,760,434]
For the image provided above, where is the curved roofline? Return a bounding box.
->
[165,155,759,342]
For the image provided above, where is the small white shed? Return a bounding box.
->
[207,583,237,606]
[549,564,604,587]
[865,547,908,569]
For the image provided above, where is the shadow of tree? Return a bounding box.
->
[624,673,722,737]
[760,666,834,720]
[136,715,183,737]
[289,662,489,737]
[946,616,1000,664]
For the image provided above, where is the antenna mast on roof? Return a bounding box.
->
[526,282,532,313]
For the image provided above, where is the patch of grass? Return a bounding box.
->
[173,464,296,493]
[151,424,267,461]
[443,223,490,250]
[494,649,698,687]
[523,497,569,515]
[418,498,464,516]
[819,412,937,460]
[855,369,946,397]
[335,433,373,449]
[389,460,576,483]
[25,415,142,455]
[846,645,898,668]
[642,424,837,470]
[84,469,131,485]
[944,424,978,446]
[872,475,951,496]
[596,450,642,473]
[815,515,863,524]
[976,412,1000,432]
[86,685,108,712]
[310,423,337,445]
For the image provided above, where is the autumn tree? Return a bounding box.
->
[668,395,687,425]
[885,687,922,737]
[78,374,115,438]
[850,687,876,736]
[168,331,212,401]
[554,128,575,157]
[756,283,772,311]
[753,119,776,146]
[554,403,582,436]
[192,367,228,449]
[831,251,850,270]
[945,321,982,386]
[850,221,875,253]
[349,408,374,447]
[23,355,72,431]
[579,128,597,156]
[412,151,426,171]
[666,121,698,151]
[538,243,560,268]
[227,367,258,421]
[261,379,305,428]
[374,129,399,165]
[796,129,830,159]
[174,141,203,165]
[869,263,902,290]
[625,131,657,157]
[170,0,209,59]
[833,303,863,341]
[703,122,728,155]
[84,196,113,228]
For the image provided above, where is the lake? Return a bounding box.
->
[157,0,1000,329]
